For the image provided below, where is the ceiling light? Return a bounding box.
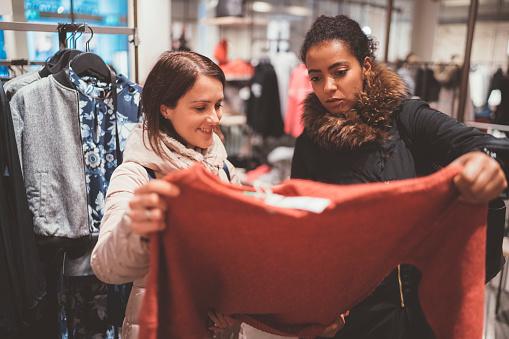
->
[362,26,372,35]
[286,6,311,16]
[253,1,273,13]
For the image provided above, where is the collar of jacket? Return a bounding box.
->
[302,63,409,151]
[53,69,74,88]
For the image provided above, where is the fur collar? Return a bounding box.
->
[302,63,408,151]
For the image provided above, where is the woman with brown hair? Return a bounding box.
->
[292,14,508,339]
[90,51,239,339]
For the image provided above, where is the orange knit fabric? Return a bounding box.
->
[139,164,486,339]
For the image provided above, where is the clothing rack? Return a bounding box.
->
[466,121,509,133]
[0,13,140,82]
[404,61,461,68]
[0,59,45,78]
[0,59,45,66]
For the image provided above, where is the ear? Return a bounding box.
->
[160,104,173,120]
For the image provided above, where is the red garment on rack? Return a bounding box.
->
[214,39,229,65]
[139,164,486,339]
[284,63,313,137]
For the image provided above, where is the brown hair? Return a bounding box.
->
[141,50,225,158]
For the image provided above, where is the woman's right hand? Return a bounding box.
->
[319,310,349,337]
[127,180,180,236]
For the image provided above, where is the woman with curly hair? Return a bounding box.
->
[292,15,508,339]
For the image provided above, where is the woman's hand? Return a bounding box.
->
[208,311,239,337]
[127,180,180,236]
[319,311,349,338]
[451,151,507,204]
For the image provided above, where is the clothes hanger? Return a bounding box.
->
[68,25,112,83]
[39,49,82,77]
[48,49,82,75]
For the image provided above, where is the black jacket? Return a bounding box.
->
[291,65,507,339]
[246,61,284,137]
[0,84,45,338]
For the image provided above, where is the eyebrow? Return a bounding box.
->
[191,98,224,103]
[308,61,350,73]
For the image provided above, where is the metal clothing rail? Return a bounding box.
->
[0,59,45,66]
[466,121,509,132]
[0,21,135,35]
[0,16,140,83]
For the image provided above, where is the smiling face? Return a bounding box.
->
[305,39,370,116]
[161,75,224,149]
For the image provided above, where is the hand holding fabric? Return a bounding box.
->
[208,311,239,337]
[319,311,349,337]
[451,151,507,204]
[127,180,180,236]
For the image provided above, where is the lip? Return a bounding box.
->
[325,98,344,103]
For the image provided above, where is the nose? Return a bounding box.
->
[324,75,338,94]
[207,108,221,125]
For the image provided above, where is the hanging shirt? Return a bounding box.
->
[270,51,299,116]
[246,62,284,137]
[139,164,487,339]
[284,63,312,137]
[68,67,141,234]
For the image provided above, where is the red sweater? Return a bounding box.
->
[139,164,487,339]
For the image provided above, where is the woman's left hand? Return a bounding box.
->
[451,151,507,204]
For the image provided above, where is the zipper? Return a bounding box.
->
[397,264,406,308]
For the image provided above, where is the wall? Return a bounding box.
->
[411,0,440,62]
[3,0,28,59]
[433,21,509,67]
[130,0,171,83]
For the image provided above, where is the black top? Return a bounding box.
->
[246,62,284,138]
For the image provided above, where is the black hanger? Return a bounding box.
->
[68,26,112,83]
[40,49,82,77]
[69,52,112,83]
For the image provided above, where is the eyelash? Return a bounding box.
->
[310,70,348,82]
[334,69,348,77]
[195,104,223,112]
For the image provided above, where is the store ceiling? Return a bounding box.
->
[170,0,509,23]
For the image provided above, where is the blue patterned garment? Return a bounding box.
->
[68,68,141,234]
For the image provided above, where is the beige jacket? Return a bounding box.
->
[91,124,237,339]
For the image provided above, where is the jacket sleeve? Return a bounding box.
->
[398,100,509,165]
[9,92,24,169]
[291,133,313,180]
[91,162,151,285]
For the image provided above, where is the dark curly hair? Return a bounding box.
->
[300,15,377,65]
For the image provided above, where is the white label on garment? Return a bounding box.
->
[263,194,331,213]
